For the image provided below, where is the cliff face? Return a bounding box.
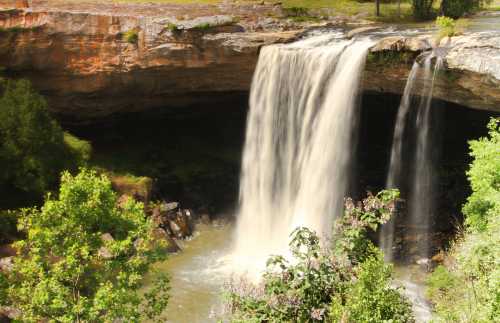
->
[0,7,499,122]
[0,8,303,122]
[365,34,500,113]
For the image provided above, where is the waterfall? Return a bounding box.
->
[381,53,443,261]
[232,34,374,274]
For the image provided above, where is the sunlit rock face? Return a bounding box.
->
[0,8,301,122]
[365,34,500,113]
[0,7,499,123]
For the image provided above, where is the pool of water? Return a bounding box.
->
[152,222,234,323]
[148,222,434,323]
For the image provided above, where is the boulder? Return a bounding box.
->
[0,257,13,273]
[98,233,115,260]
[151,228,180,253]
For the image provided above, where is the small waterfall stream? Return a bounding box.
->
[382,52,443,261]
[232,34,374,274]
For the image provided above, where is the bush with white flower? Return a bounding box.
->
[225,190,414,322]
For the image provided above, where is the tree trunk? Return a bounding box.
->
[376,0,381,16]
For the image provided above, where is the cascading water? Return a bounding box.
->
[381,52,443,261]
[232,33,374,274]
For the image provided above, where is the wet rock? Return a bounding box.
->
[370,36,432,52]
[161,201,179,214]
[168,210,192,238]
[347,26,380,39]
[151,228,180,253]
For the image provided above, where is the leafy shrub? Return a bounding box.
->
[330,249,414,323]
[1,169,170,322]
[427,118,500,322]
[440,0,492,18]
[0,79,89,195]
[226,190,414,322]
[463,118,499,232]
[123,29,139,44]
[436,16,456,37]
[0,79,67,194]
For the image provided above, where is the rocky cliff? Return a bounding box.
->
[0,4,499,122]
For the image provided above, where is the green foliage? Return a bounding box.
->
[463,118,499,232]
[330,249,414,323]
[0,79,66,194]
[0,79,89,195]
[64,132,92,165]
[226,190,413,323]
[0,169,169,322]
[436,16,456,37]
[426,265,458,302]
[440,0,492,18]
[123,29,139,44]
[427,118,500,322]
[412,0,435,19]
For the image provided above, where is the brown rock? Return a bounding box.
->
[109,175,153,205]
[15,0,28,9]
[151,228,180,253]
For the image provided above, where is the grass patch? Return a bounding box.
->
[64,132,92,164]
[194,22,212,30]
[122,29,139,44]
[367,51,418,66]
[165,22,179,32]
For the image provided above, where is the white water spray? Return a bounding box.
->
[382,53,443,261]
[232,34,374,274]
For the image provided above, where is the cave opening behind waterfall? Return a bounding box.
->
[67,91,498,257]
[356,91,498,263]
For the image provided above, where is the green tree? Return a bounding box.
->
[1,169,169,322]
[440,0,492,18]
[427,118,500,322]
[463,118,499,232]
[0,79,87,195]
[412,0,435,19]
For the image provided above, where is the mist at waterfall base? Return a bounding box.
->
[230,33,374,275]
